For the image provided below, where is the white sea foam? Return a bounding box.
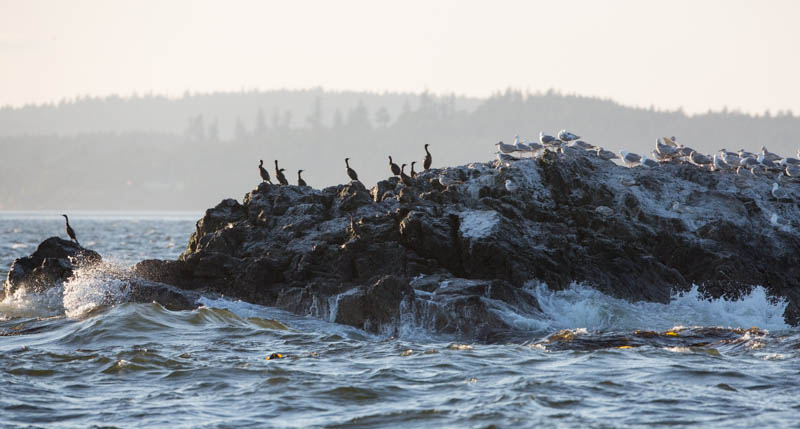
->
[0,284,64,320]
[520,282,790,332]
[62,263,132,318]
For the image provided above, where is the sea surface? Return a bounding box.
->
[1,213,798,428]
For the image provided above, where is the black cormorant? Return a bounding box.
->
[61,214,79,245]
[400,164,413,186]
[345,158,359,181]
[388,156,401,176]
[410,161,417,178]
[297,170,307,187]
[259,160,272,184]
[275,160,289,185]
[424,144,432,170]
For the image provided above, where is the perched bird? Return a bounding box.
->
[596,148,619,160]
[757,153,780,170]
[523,141,544,151]
[740,156,760,169]
[410,161,417,178]
[558,130,580,141]
[771,182,792,201]
[676,145,695,157]
[496,151,520,163]
[438,174,461,187]
[738,149,755,159]
[495,141,518,154]
[712,154,732,171]
[423,144,432,170]
[568,140,595,150]
[736,166,755,177]
[779,157,800,166]
[619,150,642,167]
[258,160,272,184]
[761,146,782,162]
[297,170,307,187]
[388,156,401,176]
[274,160,289,185]
[539,132,556,145]
[640,155,659,168]
[718,149,740,166]
[345,158,359,181]
[656,139,678,157]
[61,214,79,245]
[659,136,678,148]
[650,149,668,162]
[689,151,712,166]
[786,164,800,178]
[399,164,414,186]
[504,179,519,192]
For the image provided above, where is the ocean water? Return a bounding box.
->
[1,213,799,428]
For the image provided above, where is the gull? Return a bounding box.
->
[762,146,782,162]
[740,157,760,169]
[505,179,519,192]
[786,164,800,177]
[689,151,712,166]
[438,174,462,187]
[780,157,800,166]
[718,149,740,166]
[736,166,755,177]
[523,141,544,151]
[757,153,780,170]
[738,149,755,159]
[596,147,619,160]
[659,136,678,148]
[558,130,580,141]
[676,145,695,157]
[640,154,659,168]
[656,139,678,157]
[771,182,792,201]
[712,154,732,171]
[539,132,557,145]
[568,140,595,150]
[651,149,668,162]
[619,150,642,167]
[495,141,519,154]
[496,151,520,163]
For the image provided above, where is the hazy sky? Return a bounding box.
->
[1,0,799,114]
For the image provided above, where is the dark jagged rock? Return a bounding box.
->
[4,237,101,295]
[10,151,800,336]
[3,237,199,311]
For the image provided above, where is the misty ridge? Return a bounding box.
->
[1,88,799,211]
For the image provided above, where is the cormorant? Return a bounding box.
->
[259,160,272,184]
[297,170,308,187]
[410,161,417,178]
[423,144,432,170]
[61,214,79,245]
[275,160,289,185]
[345,158,359,181]
[388,156,401,176]
[400,164,413,186]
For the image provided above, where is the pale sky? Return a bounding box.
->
[1,0,799,114]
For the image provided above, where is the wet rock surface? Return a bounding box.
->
[129,149,800,336]
[3,237,199,311]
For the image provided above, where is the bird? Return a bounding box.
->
[656,139,678,157]
[659,136,678,148]
[274,161,289,185]
[539,132,556,145]
[718,149,740,166]
[619,150,642,167]
[388,156,401,176]
[640,154,659,168]
[757,153,780,170]
[423,144,432,170]
[596,148,619,160]
[558,130,580,141]
[345,158,359,181]
[676,146,695,157]
[689,151,712,166]
[736,166,755,177]
[400,164,414,186]
[761,146,782,162]
[297,170,307,187]
[61,214,79,245]
[410,161,417,178]
[568,140,595,150]
[740,156,760,169]
[258,160,272,184]
[495,141,519,154]
[738,149,755,159]
[771,182,792,201]
[438,174,461,187]
[786,164,800,178]
[650,149,668,162]
[505,179,519,192]
[712,154,732,171]
[780,157,800,166]
[496,151,520,163]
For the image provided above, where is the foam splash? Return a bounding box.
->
[0,285,65,320]
[62,263,132,318]
[521,283,790,332]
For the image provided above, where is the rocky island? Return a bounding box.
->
[5,147,800,338]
